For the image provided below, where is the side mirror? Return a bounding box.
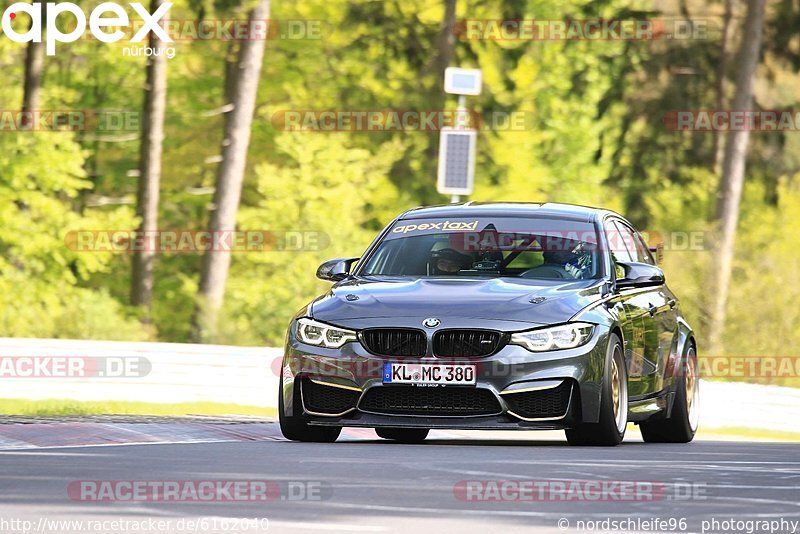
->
[316,257,359,282]
[615,261,665,289]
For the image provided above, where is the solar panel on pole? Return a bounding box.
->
[437,128,476,196]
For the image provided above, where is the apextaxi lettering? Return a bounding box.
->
[392,220,479,234]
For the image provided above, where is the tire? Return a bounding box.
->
[278,377,341,443]
[640,344,699,443]
[376,428,429,443]
[565,333,627,446]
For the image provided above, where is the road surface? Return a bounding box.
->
[0,423,798,533]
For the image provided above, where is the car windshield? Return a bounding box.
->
[360,216,602,280]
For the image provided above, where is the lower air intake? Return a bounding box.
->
[301,379,360,416]
[503,381,573,419]
[359,386,501,416]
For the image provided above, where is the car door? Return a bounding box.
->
[614,220,672,396]
[604,218,648,397]
[631,228,679,393]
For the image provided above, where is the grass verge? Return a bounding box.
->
[0,398,277,417]
[696,426,800,442]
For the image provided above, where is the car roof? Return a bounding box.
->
[398,202,623,224]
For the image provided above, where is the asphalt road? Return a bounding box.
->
[1,430,799,534]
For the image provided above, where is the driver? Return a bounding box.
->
[428,247,472,275]
[542,249,575,266]
[542,248,592,279]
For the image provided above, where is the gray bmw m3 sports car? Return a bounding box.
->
[279,202,699,446]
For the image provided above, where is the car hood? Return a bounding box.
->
[311,276,607,328]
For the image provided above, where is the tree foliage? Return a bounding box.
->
[1,0,799,385]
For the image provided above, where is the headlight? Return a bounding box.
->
[296,318,357,349]
[510,322,595,352]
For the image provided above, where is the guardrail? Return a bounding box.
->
[0,338,281,408]
[700,380,800,434]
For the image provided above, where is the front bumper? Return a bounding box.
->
[281,321,610,430]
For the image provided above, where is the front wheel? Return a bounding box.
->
[640,344,699,443]
[376,428,429,443]
[279,377,341,443]
[565,333,627,446]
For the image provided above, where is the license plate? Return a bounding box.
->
[382,363,476,385]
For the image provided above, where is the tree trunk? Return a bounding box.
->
[426,0,457,190]
[21,0,45,122]
[191,0,270,342]
[711,0,734,174]
[708,0,767,353]
[131,0,168,315]
[433,0,457,79]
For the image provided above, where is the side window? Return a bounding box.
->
[633,232,657,265]
[362,240,397,274]
[614,221,652,264]
[606,220,635,264]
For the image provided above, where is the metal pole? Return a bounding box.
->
[456,95,467,129]
[453,94,466,204]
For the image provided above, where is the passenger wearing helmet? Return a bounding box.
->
[542,249,575,266]
[428,247,472,275]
